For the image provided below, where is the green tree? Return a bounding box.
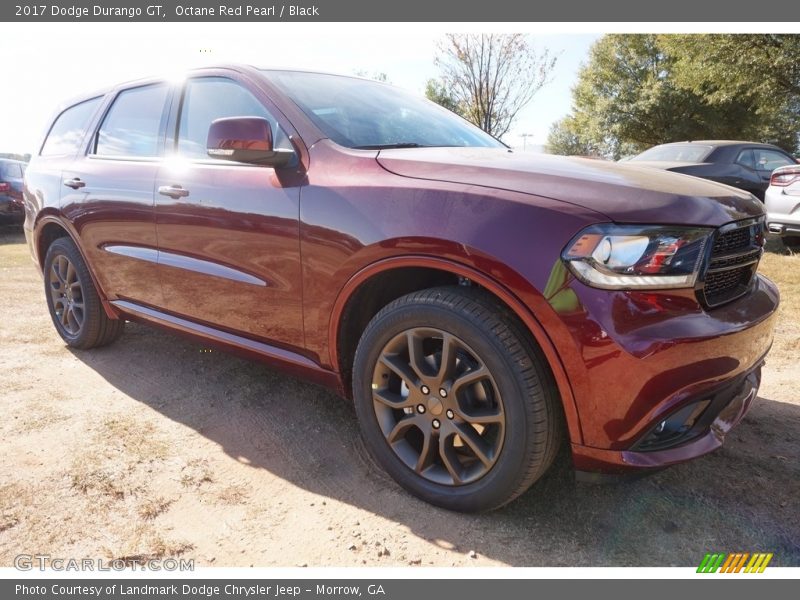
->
[424,78,462,115]
[661,34,800,152]
[556,34,800,159]
[545,117,600,156]
[428,34,557,139]
[571,35,759,159]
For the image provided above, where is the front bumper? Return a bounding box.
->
[572,365,761,474]
[560,273,778,474]
[0,196,24,222]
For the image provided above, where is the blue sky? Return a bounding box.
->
[0,24,599,154]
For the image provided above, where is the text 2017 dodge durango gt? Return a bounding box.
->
[22,65,778,511]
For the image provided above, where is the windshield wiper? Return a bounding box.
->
[354,142,429,150]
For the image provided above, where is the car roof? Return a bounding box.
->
[656,140,781,149]
[255,66,380,81]
[50,64,383,117]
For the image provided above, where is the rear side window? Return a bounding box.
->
[40,97,102,157]
[176,77,290,159]
[0,162,23,179]
[95,84,169,157]
[736,149,755,169]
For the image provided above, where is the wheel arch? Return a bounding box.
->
[34,215,119,320]
[329,255,584,445]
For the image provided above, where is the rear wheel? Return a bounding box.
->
[352,286,562,512]
[43,237,123,349]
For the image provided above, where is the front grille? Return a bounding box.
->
[712,227,751,254]
[698,219,764,308]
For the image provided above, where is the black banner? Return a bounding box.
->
[3,0,800,22]
[4,579,800,600]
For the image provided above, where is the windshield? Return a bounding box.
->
[631,144,713,162]
[265,70,504,150]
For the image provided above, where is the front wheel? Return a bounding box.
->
[352,286,563,512]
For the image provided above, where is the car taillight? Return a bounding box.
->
[0,182,9,193]
[770,166,800,187]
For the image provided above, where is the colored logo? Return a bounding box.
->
[697,552,773,573]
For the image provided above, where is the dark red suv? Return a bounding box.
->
[23,65,779,511]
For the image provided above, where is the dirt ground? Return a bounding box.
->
[0,224,798,568]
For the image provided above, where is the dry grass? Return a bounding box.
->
[70,416,170,499]
[179,458,214,488]
[138,497,175,520]
[101,416,170,461]
[103,525,193,564]
[11,402,69,433]
[0,484,25,534]
[0,228,30,267]
[758,237,800,363]
[215,484,250,505]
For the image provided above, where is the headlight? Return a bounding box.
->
[562,224,712,290]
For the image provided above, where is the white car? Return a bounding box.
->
[766,164,800,251]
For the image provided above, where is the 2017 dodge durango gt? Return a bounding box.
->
[22,65,779,511]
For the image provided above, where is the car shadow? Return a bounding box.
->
[67,322,800,566]
[765,234,796,256]
[0,225,25,245]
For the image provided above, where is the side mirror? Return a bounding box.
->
[206,116,295,167]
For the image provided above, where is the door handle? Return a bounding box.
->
[63,178,85,190]
[158,185,190,199]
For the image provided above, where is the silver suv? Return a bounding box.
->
[766,164,800,251]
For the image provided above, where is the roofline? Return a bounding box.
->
[51,63,401,115]
[656,140,783,148]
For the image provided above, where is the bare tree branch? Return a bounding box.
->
[431,34,558,140]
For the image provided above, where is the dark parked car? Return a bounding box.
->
[629,140,798,200]
[23,66,778,511]
[0,158,26,224]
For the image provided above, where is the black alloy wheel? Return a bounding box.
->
[371,327,505,486]
[48,253,84,335]
[353,286,563,512]
[43,236,124,349]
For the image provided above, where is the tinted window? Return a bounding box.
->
[754,149,794,171]
[267,70,503,149]
[95,84,169,157]
[631,144,713,162]
[40,97,102,157]
[177,77,290,159]
[0,162,23,179]
[736,149,755,169]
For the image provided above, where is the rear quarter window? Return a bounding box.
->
[40,97,102,157]
[754,149,795,171]
[0,162,23,179]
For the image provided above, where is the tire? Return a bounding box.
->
[352,286,563,512]
[43,236,124,349]
[782,236,800,251]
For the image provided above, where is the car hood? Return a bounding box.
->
[376,148,762,226]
